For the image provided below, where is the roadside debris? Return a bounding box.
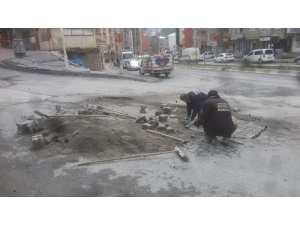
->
[45,132,59,143]
[140,104,147,113]
[32,134,45,150]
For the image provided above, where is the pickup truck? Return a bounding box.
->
[139,54,173,77]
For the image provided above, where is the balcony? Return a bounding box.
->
[260,30,271,37]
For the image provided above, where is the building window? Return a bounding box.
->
[250,28,255,31]
[64,28,94,36]
[260,28,270,31]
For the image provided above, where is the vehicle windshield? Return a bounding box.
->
[123,53,133,59]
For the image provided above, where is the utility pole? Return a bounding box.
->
[60,28,70,70]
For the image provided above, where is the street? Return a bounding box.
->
[1,66,300,197]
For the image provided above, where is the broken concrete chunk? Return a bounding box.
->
[155,111,162,116]
[45,132,59,143]
[157,126,167,131]
[142,123,150,129]
[166,127,174,133]
[162,107,172,115]
[160,104,168,108]
[136,116,146,123]
[165,123,169,127]
[16,120,36,135]
[21,115,36,120]
[159,115,168,122]
[32,134,45,150]
[233,107,239,112]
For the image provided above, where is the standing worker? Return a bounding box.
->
[193,90,237,145]
[180,91,207,128]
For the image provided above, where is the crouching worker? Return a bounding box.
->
[180,91,207,128]
[193,90,237,145]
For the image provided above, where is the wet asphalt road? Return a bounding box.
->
[0,67,300,196]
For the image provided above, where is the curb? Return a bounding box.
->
[174,64,300,76]
[0,60,158,83]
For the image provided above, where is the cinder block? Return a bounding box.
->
[166,127,174,133]
[163,107,172,114]
[159,115,168,122]
[155,111,162,116]
[157,125,167,131]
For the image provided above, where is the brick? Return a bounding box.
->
[159,115,168,122]
[166,127,174,133]
[163,107,172,114]
[157,125,167,131]
[155,111,162,116]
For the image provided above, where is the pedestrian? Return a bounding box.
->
[193,90,237,145]
[180,91,207,128]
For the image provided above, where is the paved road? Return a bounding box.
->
[0,67,300,196]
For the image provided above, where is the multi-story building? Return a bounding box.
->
[141,29,148,55]
[286,28,300,54]
[167,33,176,52]
[194,28,229,53]
[159,36,166,53]
[229,28,287,54]
[123,28,142,55]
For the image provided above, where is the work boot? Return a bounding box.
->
[221,137,230,146]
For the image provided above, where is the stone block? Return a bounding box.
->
[155,111,162,116]
[159,115,168,122]
[142,123,154,130]
[157,125,167,131]
[136,116,146,123]
[32,134,45,150]
[163,107,172,114]
[166,127,174,133]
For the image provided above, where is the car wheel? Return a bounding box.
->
[243,59,248,63]
[165,72,170,78]
[211,56,214,59]
[139,69,144,75]
[297,59,300,65]
[258,58,262,64]
[214,59,216,63]
[221,59,224,63]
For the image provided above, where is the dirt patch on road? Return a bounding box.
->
[14,96,197,162]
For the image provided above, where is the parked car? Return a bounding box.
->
[214,53,234,63]
[179,48,201,63]
[294,55,300,65]
[200,51,215,59]
[243,49,274,63]
[126,60,140,71]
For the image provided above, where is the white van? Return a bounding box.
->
[122,51,134,68]
[243,49,274,63]
[179,48,201,63]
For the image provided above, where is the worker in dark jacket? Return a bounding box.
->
[194,90,237,145]
[180,91,207,127]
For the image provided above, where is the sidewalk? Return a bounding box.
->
[0,47,159,83]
